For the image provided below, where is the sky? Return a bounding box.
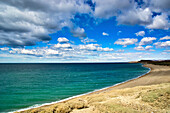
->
[0,0,169,63]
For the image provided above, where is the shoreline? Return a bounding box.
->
[13,63,170,113]
[12,64,150,113]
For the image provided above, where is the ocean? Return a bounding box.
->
[0,63,149,112]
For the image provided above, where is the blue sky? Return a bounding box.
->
[0,0,169,63]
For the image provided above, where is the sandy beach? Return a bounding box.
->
[106,64,170,89]
[15,64,170,113]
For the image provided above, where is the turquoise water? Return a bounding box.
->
[0,63,149,112]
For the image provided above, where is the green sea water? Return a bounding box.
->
[0,63,149,112]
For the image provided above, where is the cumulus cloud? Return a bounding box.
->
[0,0,91,47]
[154,41,170,48]
[53,43,71,48]
[0,43,155,62]
[98,52,151,62]
[3,38,114,59]
[145,46,153,50]
[4,41,114,60]
[70,27,86,37]
[97,47,114,51]
[52,37,72,49]
[150,0,170,11]
[93,0,169,30]
[134,46,145,51]
[0,0,169,48]
[139,37,157,45]
[102,32,109,36]
[79,44,114,51]
[135,31,145,36]
[117,8,152,25]
[79,44,98,51]
[93,0,132,18]
[114,38,138,47]
[134,45,154,51]
[160,36,170,40]
[146,14,169,30]
[57,37,69,43]
[9,48,60,57]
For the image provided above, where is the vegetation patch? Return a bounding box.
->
[140,84,170,109]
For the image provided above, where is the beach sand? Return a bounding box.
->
[15,64,170,113]
[106,64,170,89]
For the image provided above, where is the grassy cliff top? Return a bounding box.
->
[138,60,170,66]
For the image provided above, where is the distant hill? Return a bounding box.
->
[138,60,170,66]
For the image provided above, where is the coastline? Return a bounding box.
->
[14,63,170,113]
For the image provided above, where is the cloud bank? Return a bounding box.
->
[0,0,169,47]
[0,0,90,47]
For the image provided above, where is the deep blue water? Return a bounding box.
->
[0,63,149,112]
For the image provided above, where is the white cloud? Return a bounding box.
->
[9,48,60,57]
[0,0,169,48]
[134,45,154,51]
[79,44,114,51]
[117,31,122,35]
[145,45,153,50]
[134,46,145,51]
[93,0,132,18]
[135,31,145,36]
[79,44,99,51]
[114,38,138,47]
[154,41,170,48]
[70,27,86,37]
[102,32,109,36]
[93,0,169,30]
[0,0,91,47]
[44,49,60,55]
[10,48,39,56]
[57,37,69,43]
[139,37,156,45]
[97,47,114,51]
[5,41,114,61]
[150,0,170,11]
[160,36,170,40]
[98,52,152,62]
[53,43,71,48]
[117,8,152,25]
[80,37,97,44]
[1,43,158,62]
[0,47,9,51]
[146,14,169,30]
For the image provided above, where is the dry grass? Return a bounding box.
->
[140,85,170,109]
